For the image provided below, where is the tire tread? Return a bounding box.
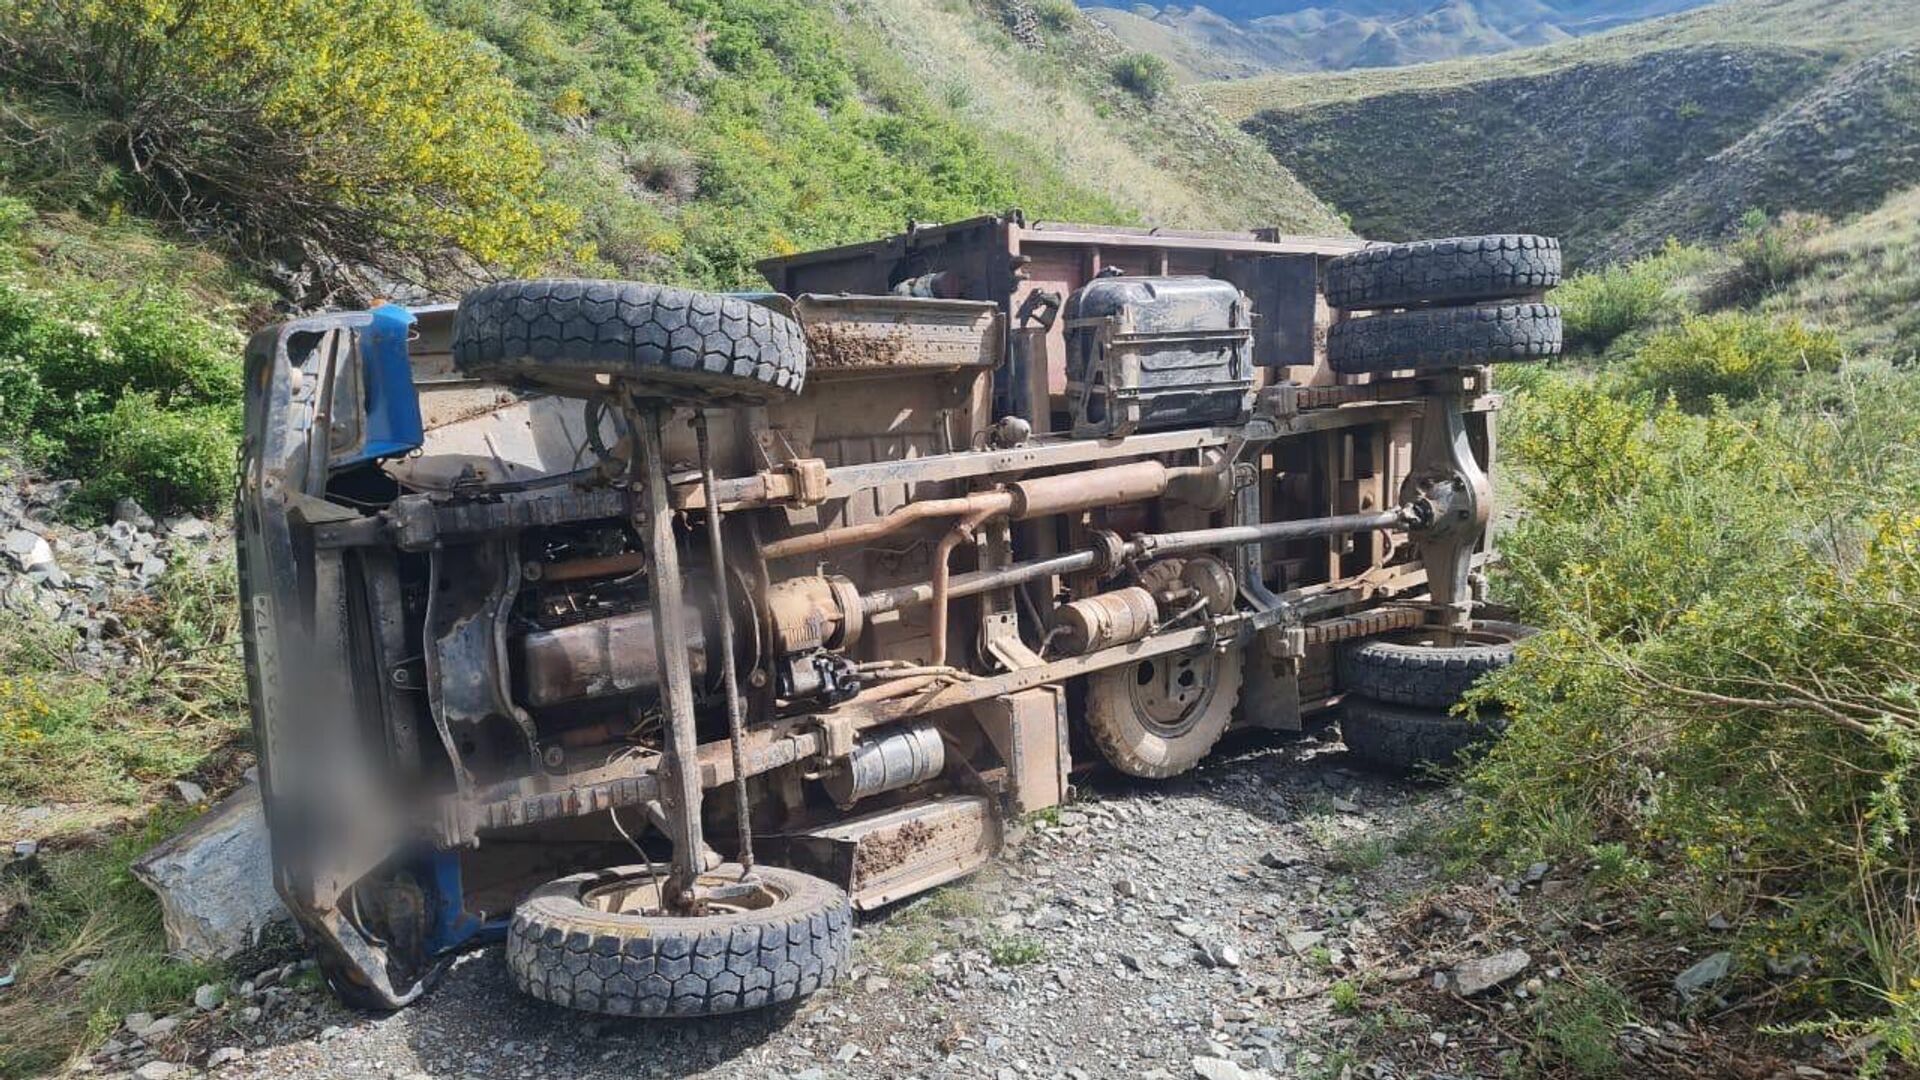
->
[452,279,806,401]
[1329,303,1562,375]
[1326,234,1561,311]
[505,866,850,1018]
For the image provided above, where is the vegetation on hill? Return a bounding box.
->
[1438,193,1920,1072]
[1763,187,1920,364]
[1239,45,1831,255]
[1206,0,1920,260]
[1204,0,1918,118]
[427,0,1125,288]
[1082,0,1712,81]
[1,0,578,302]
[1605,47,1920,259]
[852,0,1345,236]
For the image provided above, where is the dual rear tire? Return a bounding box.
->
[1336,620,1536,772]
[1325,235,1564,376]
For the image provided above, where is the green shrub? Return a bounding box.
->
[1557,241,1717,354]
[1715,208,1826,304]
[84,397,241,516]
[1110,53,1173,100]
[0,270,242,515]
[1624,311,1842,410]
[1463,367,1920,1065]
[1530,976,1636,1078]
[1329,979,1362,1015]
[0,0,577,291]
[1032,0,1078,31]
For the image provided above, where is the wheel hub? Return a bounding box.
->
[1128,651,1218,738]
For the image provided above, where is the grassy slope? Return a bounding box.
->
[854,0,1346,235]
[1202,0,1920,258]
[1763,183,1920,363]
[1604,47,1920,258]
[1239,45,1831,255]
[434,0,1344,292]
[1083,6,1272,82]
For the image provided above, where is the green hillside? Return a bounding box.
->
[1203,0,1920,261]
[1763,182,1920,363]
[429,0,1346,290]
[1240,45,1831,256]
[1084,6,1275,81]
[0,0,1343,517]
[1,0,1345,308]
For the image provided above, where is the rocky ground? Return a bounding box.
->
[73,730,1519,1080]
[0,469,222,666]
[50,704,1863,1080]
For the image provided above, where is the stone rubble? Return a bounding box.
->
[0,471,224,665]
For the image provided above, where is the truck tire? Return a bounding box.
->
[1329,303,1561,375]
[1085,646,1243,779]
[507,864,850,1017]
[452,280,806,403]
[1337,620,1536,710]
[1325,235,1561,312]
[1341,699,1506,773]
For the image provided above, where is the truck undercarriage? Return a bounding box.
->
[236,216,1560,1013]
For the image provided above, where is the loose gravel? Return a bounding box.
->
[91,729,1459,1080]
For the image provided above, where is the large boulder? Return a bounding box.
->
[132,786,289,960]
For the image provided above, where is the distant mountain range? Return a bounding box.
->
[1081,0,1720,78]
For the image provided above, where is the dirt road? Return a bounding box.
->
[105,727,1453,1080]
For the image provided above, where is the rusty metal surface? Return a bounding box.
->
[766,575,860,653]
[970,690,1067,816]
[516,607,706,707]
[1007,461,1171,519]
[794,296,1002,377]
[774,795,1001,911]
[245,211,1528,972]
[1300,605,1424,646]
[1050,588,1159,655]
[676,426,1235,512]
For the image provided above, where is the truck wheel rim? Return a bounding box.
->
[1128,651,1218,738]
[582,873,784,917]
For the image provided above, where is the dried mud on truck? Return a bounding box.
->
[235,216,1561,1015]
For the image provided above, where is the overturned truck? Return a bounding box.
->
[238,216,1561,1012]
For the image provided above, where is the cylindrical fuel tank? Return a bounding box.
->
[822,722,946,807]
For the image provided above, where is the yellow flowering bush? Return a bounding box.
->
[1,0,578,291]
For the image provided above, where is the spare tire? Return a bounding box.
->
[1325,235,1560,312]
[1337,619,1536,710]
[452,280,805,403]
[1341,699,1506,773]
[1329,303,1561,375]
[507,864,850,1017]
